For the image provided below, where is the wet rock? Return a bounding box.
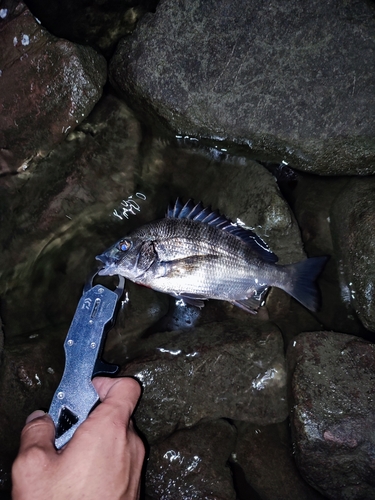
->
[0,316,4,359]
[145,419,236,500]
[24,0,159,55]
[0,93,143,339]
[291,175,339,259]
[330,178,375,332]
[288,331,375,500]
[122,319,288,443]
[0,455,12,494]
[0,330,64,491]
[284,173,367,338]
[0,0,107,174]
[110,0,375,175]
[233,421,325,500]
[104,281,169,365]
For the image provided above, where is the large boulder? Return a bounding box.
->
[285,173,367,337]
[110,0,375,175]
[330,177,375,332]
[0,1,107,174]
[288,332,375,500]
[0,93,143,339]
[122,319,288,443]
[233,421,325,499]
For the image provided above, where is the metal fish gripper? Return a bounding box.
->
[48,273,125,449]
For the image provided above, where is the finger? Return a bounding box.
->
[19,413,56,456]
[88,377,142,428]
[92,376,142,413]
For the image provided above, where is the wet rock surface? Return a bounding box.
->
[110,0,375,175]
[288,332,375,500]
[122,319,288,443]
[330,178,375,332]
[279,171,369,339]
[145,419,236,500]
[0,92,142,339]
[233,420,325,500]
[0,330,64,491]
[0,0,107,174]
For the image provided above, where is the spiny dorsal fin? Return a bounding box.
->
[166,198,278,263]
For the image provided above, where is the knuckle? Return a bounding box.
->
[12,455,25,478]
[17,445,48,468]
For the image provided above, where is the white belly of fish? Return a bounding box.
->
[140,253,269,301]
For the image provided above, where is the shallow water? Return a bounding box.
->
[0,90,371,497]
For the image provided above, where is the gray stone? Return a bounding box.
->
[284,174,366,338]
[288,332,375,500]
[0,330,64,484]
[0,1,107,174]
[122,319,288,443]
[0,93,144,339]
[0,315,4,359]
[234,421,325,500]
[110,0,375,175]
[330,177,375,332]
[146,419,236,500]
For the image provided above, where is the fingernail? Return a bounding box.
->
[26,410,46,424]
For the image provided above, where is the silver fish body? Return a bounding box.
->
[96,200,327,313]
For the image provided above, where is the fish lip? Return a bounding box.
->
[95,253,107,264]
[95,254,119,276]
[97,264,117,276]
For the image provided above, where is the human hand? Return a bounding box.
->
[12,377,145,500]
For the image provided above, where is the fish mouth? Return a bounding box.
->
[95,253,118,276]
[95,253,108,265]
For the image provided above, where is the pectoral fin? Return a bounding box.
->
[154,255,220,278]
[151,255,218,308]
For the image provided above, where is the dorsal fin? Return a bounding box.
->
[166,199,278,263]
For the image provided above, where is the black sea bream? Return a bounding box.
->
[96,199,327,313]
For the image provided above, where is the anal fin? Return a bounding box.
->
[175,293,207,309]
[231,286,269,314]
[231,298,260,314]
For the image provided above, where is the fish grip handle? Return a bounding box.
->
[48,278,124,449]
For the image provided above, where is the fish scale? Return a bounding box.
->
[151,218,255,260]
[96,199,328,313]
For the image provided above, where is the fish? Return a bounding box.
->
[96,199,327,314]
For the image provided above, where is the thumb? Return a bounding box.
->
[26,410,46,424]
[92,377,142,421]
[19,412,56,456]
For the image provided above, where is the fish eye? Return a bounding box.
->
[117,239,132,252]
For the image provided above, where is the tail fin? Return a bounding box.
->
[283,256,328,312]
